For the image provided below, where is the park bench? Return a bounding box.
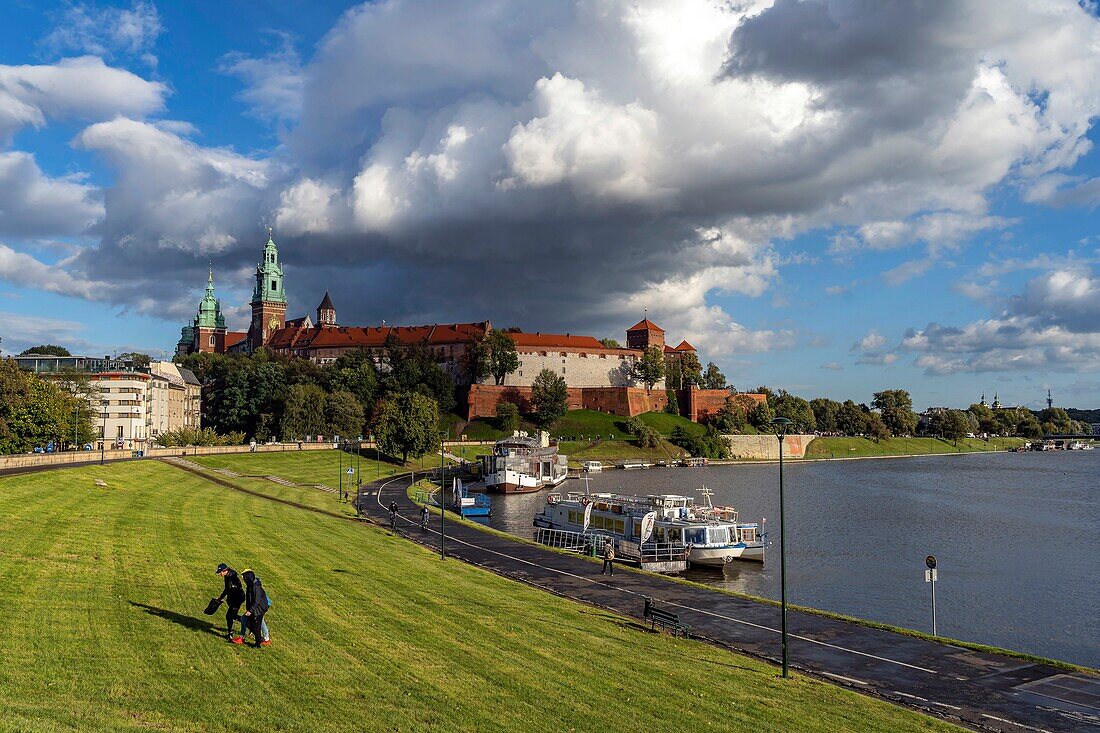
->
[644,597,689,637]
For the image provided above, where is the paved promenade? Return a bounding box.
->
[359,473,1099,733]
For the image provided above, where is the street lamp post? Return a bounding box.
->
[440,433,446,561]
[770,416,793,678]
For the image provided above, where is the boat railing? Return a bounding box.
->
[533,528,613,554]
[617,538,689,563]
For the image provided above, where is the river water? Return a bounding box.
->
[483,451,1100,668]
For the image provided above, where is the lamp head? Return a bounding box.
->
[770,416,793,436]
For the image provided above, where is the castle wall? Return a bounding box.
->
[502,347,658,389]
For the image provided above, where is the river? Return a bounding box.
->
[482,450,1100,668]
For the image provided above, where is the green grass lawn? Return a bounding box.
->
[0,462,958,733]
[559,438,688,467]
[805,436,1026,459]
[193,449,447,484]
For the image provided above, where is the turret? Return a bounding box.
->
[317,291,336,326]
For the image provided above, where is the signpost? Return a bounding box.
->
[925,555,938,635]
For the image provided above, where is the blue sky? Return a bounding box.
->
[1,0,1099,410]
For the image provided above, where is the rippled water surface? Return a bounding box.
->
[483,451,1100,667]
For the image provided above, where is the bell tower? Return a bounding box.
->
[247,228,288,351]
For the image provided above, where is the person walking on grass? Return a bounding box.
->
[601,541,615,576]
[215,563,245,643]
[241,569,271,648]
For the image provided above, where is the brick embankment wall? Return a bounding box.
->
[723,434,816,459]
[687,390,766,422]
[465,384,669,420]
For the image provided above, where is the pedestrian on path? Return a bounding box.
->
[389,501,399,532]
[215,562,246,643]
[241,569,271,648]
[601,542,615,576]
[421,505,429,530]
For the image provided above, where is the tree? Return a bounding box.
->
[382,342,456,414]
[119,352,151,368]
[836,400,870,436]
[624,415,661,448]
[664,389,679,414]
[373,392,439,463]
[531,368,568,427]
[772,391,816,433]
[633,345,665,391]
[700,362,727,390]
[325,390,364,439]
[872,390,918,436]
[670,424,729,459]
[599,338,621,349]
[679,352,702,387]
[495,401,520,432]
[968,403,996,434]
[463,339,492,384]
[748,401,776,431]
[867,412,890,442]
[486,330,520,385]
[280,384,326,439]
[19,345,70,356]
[810,398,841,433]
[324,349,379,415]
[933,409,970,445]
[713,396,748,433]
[0,360,91,453]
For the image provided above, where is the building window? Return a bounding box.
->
[116,426,124,438]
[518,371,523,377]
[272,279,277,290]
[209,334,215,346]
[562,367,566,374]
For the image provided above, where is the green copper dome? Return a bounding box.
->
[195,269,226,329]
[252,230,287,305]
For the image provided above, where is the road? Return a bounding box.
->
[359,473,1100,733]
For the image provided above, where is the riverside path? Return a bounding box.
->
[358,473,1099,733]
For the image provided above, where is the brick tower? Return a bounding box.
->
[247,229,288,351]
[626,317,665,352]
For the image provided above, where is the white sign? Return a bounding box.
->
[640,512,657,544]
[346,468,355,475]
[925,569,938,582]
[583,502,593,531]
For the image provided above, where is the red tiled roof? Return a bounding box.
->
[627,318,664,333]
[673,340,696,352]
[225,332,247,348]
[266,321,490,351]
[508,332,606,350]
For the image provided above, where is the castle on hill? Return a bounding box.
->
[175,232,746,422]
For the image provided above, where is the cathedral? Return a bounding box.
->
[175,230,288,357]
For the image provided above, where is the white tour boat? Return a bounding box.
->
[479,431,569,494]
[581,460,603,473]
[533,488,764,565]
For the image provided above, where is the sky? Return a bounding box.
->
[1,0,1099,410]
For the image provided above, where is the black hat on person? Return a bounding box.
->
[216,563,229,573]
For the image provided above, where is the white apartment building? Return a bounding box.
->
[93,372,152,451]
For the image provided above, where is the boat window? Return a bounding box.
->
[684,528,706,545]
[568,510,579,524]
[741,527,756,542]
[709,527,729,545]
[612,519,625,534]
[667,528,682,543]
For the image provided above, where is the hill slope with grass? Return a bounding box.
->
[0,461,957,732]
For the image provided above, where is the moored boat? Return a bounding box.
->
[479,431,569,494]
[581,460,603,473]
[533,488,764,566]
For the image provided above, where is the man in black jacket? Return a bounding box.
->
[215,563,245,643]
[241,569,271,648]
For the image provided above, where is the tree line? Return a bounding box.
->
[704,387,1088,441]
[0,359,98,454]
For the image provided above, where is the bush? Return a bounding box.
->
[155,427,245,447]
[670,424,729,459]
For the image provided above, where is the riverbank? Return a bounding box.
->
[0,461,962,733]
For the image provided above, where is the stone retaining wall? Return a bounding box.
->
[723,434,816,459]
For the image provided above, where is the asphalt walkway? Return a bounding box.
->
[359,473,1099,733]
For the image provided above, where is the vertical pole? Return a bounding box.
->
[931,573,937,636]
[435,433,440,559]
[779,432,789,679]
[339,444,344,503]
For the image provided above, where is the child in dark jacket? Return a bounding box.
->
[241,569,271,647]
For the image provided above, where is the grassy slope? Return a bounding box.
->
[0,462,957,733]
[805,436,1026,459]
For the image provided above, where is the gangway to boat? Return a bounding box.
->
[532,528,688,573]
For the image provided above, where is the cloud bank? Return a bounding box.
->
[3,0,1100,369]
